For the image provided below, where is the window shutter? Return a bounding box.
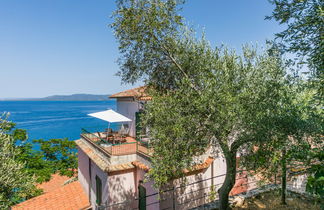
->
[95,175,102,205]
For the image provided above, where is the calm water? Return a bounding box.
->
[0,101,117,141]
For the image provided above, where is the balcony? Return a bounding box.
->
[81,128,152,157]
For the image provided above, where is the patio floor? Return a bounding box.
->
[82,132,152,156]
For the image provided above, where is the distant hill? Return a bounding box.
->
[1,94,112,101]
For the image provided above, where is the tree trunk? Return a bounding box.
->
[281,148,287,205]
[218,152,237,210]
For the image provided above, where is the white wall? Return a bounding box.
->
[116,98,140,137]
[288,173,308,193]
[212,156,227,191]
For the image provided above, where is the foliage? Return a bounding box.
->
[209,185,217,202]
[112,0,190,90]
[9,123,77,183]
[15,141,53,183]
[306,147,324,197]
[111,0,321,209]
[142,43,287,197]
[0,114,42,209]
[267,0,324,198]
[266,0,324,78]
[0,112,78,208]
[33,138,77,178]
[241,80,323,203]
[112,0,287,209]
[15,137,77,183]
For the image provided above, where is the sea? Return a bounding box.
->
[0,101,117,142]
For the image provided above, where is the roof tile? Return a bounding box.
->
[109,86,151,100]
[12,181,90,210]
[36,173,75,193]
[132,157,215,174]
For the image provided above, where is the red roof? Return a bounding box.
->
[36,173,74,193]
[183,157,214,174]
[132,161,150,172]
[12,181,90,210]
[132,157,214,174]
[109,86,151,100]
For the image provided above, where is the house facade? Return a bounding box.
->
[76,86,250,210]
[10,87,310,210]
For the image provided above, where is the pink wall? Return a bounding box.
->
[78,147,90,198]
[77,147,109,209]
[90,158,108,208]
[136,169,160,210]
[79,146,250,209]
[106,168,160,210]
[158,156,228,210]
[107,169,137,209]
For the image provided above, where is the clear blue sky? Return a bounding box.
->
[0,0,284,98]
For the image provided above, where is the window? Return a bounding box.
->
[95,175,102,205]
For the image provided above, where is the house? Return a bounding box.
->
[11,86,250,210]
[76,86,249,210]
[11,86,310,210]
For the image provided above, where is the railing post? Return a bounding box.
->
[275,173,277,184]
[172,187,176,210]
[136,141,138,153]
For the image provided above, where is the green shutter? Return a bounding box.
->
[95,175,102,205]
[138,185,146,210]
[135,111,143,138]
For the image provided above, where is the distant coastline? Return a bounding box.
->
[0,94,112,101]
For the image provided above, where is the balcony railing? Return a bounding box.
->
[136,136,152,156]
[81,128,152,157]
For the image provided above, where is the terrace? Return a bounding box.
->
[81,128,152,157]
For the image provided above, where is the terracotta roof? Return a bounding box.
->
[107,162,135,172]
[37,173,75,193]
[183,157,214,174]
[132,161,150,172]
[75,139,110,172]
[109,86,152,101]
[12,181,90,210]
[132,157,214,174]
[76,139,136,173]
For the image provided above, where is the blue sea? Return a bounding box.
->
[0,101,117,142]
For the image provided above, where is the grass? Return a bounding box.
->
[232,190,322,210]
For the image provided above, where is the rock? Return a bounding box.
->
[233,196,245,207]
[253,199,266,208]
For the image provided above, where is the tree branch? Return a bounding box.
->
[150,33,200,92]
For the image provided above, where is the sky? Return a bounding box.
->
[0,0,285,98]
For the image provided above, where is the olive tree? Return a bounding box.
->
[0,115,41,209]
[265,0,324,202]
[241,79,323,204]
[142,43,287,209]
[112,1,287,209]
[267,0,324,94]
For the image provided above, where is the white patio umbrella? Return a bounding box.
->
[87,109,132,132]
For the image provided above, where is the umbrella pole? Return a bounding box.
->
[108,122,110,133]
[106,122,110,142]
